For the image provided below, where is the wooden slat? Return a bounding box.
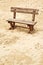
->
[11,7,39,14]
[7,18,37,25]
[11,7,39,11]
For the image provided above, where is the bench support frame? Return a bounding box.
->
[7,7,39,33]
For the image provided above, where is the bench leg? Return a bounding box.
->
[29,25,34,31]
[8,21,15,30]
[27,25,34,33]
[12,22,15,28]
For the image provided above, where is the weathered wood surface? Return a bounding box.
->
[11,7,39,14]
[7,7,39,32]
[7,18,37,25]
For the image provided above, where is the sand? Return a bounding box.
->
[0,0,43,65]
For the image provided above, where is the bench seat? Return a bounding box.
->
[7,18,37,25]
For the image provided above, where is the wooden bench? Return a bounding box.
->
[7,7,39,32]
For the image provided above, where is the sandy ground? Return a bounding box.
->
[0,0,43,65]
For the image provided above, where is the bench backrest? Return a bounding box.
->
[11,7,39,21]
